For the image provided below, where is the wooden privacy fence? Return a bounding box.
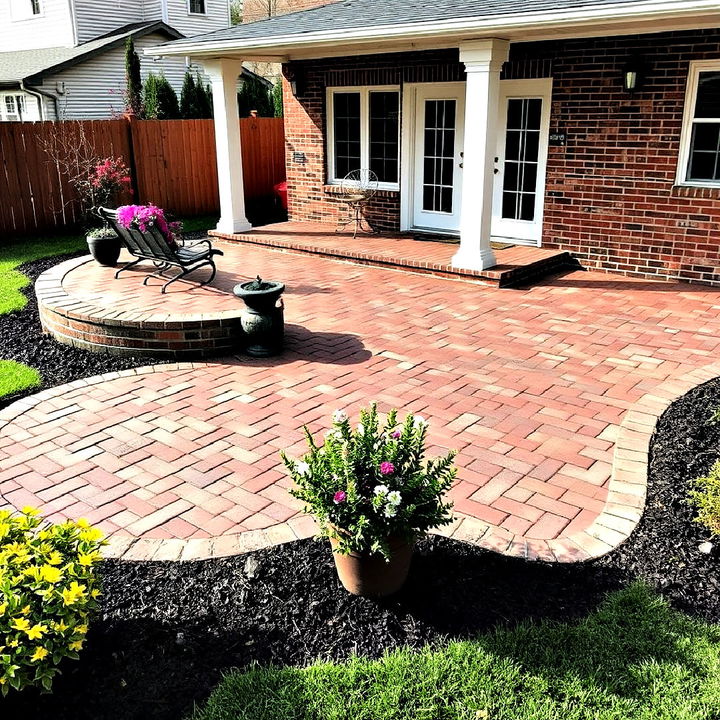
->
[0,117,286,236]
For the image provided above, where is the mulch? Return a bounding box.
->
[1,255,719,719]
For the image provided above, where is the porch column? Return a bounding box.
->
[205,58,252,234]
[452,39,510,271]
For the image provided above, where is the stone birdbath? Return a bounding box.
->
[233,276,285,357]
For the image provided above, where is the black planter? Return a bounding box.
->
[86,233,121,267]
[233,279,285,357]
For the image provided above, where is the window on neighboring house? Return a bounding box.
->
[327,87,400,187]
[679,61,720,186]
[188,0,206,14]
[1,95,29,121]
[30,0,41,15]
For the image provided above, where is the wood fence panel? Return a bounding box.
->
[0,116,285,237]
[240,117,286,199]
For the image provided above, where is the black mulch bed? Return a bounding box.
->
[0,253,179,411]
[2,256,720,719]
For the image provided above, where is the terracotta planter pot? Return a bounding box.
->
[329,535,414,597]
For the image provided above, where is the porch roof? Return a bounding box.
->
[151,0,720,60]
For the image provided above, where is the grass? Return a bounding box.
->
[0,360,42,398]
[0,233,86,398]
[192,585,720,720]
[0,234,86,316]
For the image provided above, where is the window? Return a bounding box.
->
[188,0,206,14]
[327,87,400,187]
[679,61,720,186]
[1,95,29,121]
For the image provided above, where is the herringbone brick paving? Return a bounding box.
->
[2,241,720,558]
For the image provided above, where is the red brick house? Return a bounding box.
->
[154,0,720,284]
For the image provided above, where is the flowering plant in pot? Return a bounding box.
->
[116,204,183,248]
[281,403,456,596]
[81,157,132,266]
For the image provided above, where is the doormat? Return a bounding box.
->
[491,241,516,250]
[412,233,460,244]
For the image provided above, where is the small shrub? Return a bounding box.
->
[0,508,105,695]
[689,460,720,536]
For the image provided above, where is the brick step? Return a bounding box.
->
[212,225,576,288]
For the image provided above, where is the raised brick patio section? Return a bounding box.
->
[3,242,720,562]
[213,221,573,288]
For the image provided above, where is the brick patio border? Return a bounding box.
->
[26,362,708,563]
[35,256,245,358]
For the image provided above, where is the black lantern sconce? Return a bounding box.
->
[284,66,305,97]
[622,58,644,94]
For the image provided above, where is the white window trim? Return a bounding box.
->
[326,85,401,191]
[187,0,207,15]
[676,59,720,188]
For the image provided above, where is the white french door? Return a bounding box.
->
[491,79,552,246]
[410,84,465,232]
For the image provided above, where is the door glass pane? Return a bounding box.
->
[422,99,456,213]
[369,91,399,184]
[501,98,542,222]
[333,92,361,179]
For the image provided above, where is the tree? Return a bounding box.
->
[143,73,180,119]
[180,71,213,119]
[124,37,143,117]
[238,75,273,117]
[272,80,283,117]
[180,71,198,118]
[230,0,242,24]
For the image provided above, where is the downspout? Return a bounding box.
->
[161,0,169,25]
[20,80,59,121]
[67,0,78,46]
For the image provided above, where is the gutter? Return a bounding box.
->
[20,80,59,121]
[146,0,720,57]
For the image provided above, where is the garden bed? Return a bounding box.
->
[1,255,720,719]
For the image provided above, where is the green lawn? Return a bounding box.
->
[0,234,86,398]
[192,585,720,720]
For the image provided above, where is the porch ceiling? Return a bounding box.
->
[148,0,720,62]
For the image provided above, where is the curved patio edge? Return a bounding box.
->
[34,254,244,358]
[93,362,720,564]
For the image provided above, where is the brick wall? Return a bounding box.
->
[282,30,720,283]
[242,0,336,24]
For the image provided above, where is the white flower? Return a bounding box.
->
[296,461,310,477]
[413,415,427,429]
[332,409,348,424]
[387,491,402,506]
[373,484,389,496]
[384,504,398,518]
[325,429,343,442]
[357,423,364,434]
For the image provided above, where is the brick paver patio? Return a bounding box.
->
[2,241,720,562]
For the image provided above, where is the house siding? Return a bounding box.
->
[0,0,75,51]
[282,29,720,284]
[165,0,229,37]
[39,32,194,119]
[74,0,146,43]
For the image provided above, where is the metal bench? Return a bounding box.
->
[98,207,224,293]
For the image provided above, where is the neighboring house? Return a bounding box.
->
[153,0,720,285]
[241,0,336,24]
[0,0,231,120]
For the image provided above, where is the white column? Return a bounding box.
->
[452,39,510,271]
[205,58,252,234]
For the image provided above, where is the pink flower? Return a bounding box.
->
[380,462,395,475]
[333,491,347,504]
[391,430,401,439]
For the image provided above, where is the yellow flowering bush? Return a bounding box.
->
[0,507,105,695]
